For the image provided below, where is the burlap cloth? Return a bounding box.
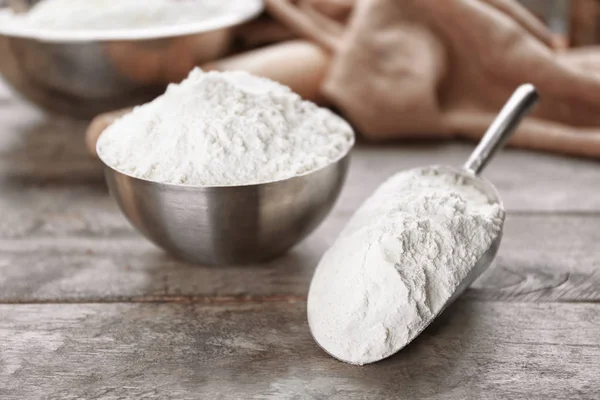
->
[90,0,600,158]
[267,0,600,157]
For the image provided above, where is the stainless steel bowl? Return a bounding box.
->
[0,0,263,118]
[99,154,351,265]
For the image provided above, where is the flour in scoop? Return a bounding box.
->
[97,68,354,186]
[307,168,503,365]
[0,0,256,31]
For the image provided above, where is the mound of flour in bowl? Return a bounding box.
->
[0,0,256,31]
[307,168,503,365]
[97,68,354,186]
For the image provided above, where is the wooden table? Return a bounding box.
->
[1,81,599,400]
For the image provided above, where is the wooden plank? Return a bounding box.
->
[1,301,599,399]
[345,144,600,213]
[1,96,600,212]
[471,214,600,302]
[0,100,102,185]
[0,139,599,240]
[0,215,598,303]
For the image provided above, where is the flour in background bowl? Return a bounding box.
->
[0,0,259,32]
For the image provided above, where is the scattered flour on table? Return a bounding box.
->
[307,168,503,365]
[97,68,354,186]
[0,0,257,31]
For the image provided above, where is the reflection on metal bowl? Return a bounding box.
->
[100,153,351,265]
[0,0,263,118]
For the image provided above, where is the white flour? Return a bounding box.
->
[0,0,256,31]
[307,168,503,365]
[97,68,354,186]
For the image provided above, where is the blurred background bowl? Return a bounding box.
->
[100,153,351,265]
[0,0,263,118]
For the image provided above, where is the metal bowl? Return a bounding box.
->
[0,0,263,118]
[99,153,351,265]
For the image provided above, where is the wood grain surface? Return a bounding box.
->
[0,215,598,303]
[1,96,600,212]
[0,81,599,399]
[2,301,600,400]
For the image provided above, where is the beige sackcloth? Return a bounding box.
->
[89,0,600,158]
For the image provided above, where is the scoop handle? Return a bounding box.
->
[463,84,539,175]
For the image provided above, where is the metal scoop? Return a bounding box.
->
[308,84,539,365]
[437,83,539,308]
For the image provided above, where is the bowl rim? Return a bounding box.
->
[0,0,263,42]
[98,143,354,190]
